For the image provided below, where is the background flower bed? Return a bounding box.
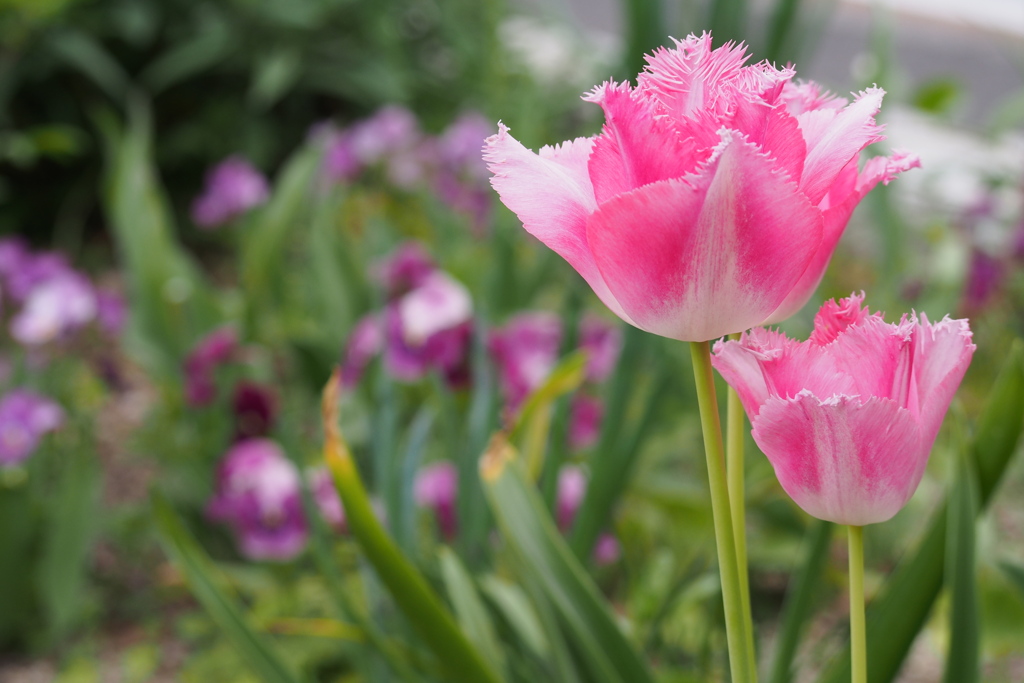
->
[1,0,1023,681]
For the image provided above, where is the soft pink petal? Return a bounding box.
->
[712,335,773,418]
[781,80,847,116]
[753,393,923,525]
[808,292,875,345]
[798,87,886,206]
[745,326,858,403]
[586,132,822,341]
[911,315,976,445]
[584,81,703,202]
[637,34,750,121]
[485,125,634,323]
[730,99,806,184]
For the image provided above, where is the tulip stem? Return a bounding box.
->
[690,341,757,683]
[726,349,756,672]
[848,525,867,683]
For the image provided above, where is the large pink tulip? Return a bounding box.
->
[485,33,919,341]
[711,293,975,525]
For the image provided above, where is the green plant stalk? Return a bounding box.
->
[849,525,866,683]
[323,372,503,683]
[690,341,756,683]
[725,332,755,670]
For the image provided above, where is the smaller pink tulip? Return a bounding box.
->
[712,293,975,525]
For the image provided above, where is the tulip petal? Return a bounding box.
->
[730,100,806,184]
[798,87,886,206]
[763,150,920,324]
[753,393,922,525]
[912,315,976,444]
[485,124,634,323]
[584,81,705,202]
[586,132,822,341]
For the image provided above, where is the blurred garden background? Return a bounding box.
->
[1,0,1023,681]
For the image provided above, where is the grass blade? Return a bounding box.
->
[942,448,980,683]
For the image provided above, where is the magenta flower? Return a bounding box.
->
[184,327,239,406]
[414,461,459,540]
[578,314,622,382]
[95,289,127,336]
[191,156,269,229]
[0,389,63,466]
[341,313,384,388]
[372,242,436,299]
[309,466,347,532]
[712,293,975,525]
[568,394,603,451]
[489,312,562,411]
[10,272,97,345]
[486,33,918,342]
[232,381,276,441]
[207,439,308,561]
[556,465,620,565]
[384,272,473,385]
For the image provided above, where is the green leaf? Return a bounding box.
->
[249,48,302,110]
[0,482,37,646]
[821,340,1024,683]
[48,29,130,101]
[38,446,101,640]
[151,492,302,683]
[439,548,506,673]
[767,520,833,683]
[943,449,980,683]
[140,21,233,93]
[481,436,654,683]
[479,575,549,660]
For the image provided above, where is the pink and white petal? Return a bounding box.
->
[584,81,704,202]
[798,87,887,206]
[752,393,923,525]
[485,124,634,323]
[712,336,773,418]
[781,80,847,116]
[730,99,807,186]
[824,315,916,402]
[911,315,975,444]
[637,33,750,122]
[586,132,822,341]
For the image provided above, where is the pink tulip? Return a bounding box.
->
[711,293,975,525]
[485,33,919,341]
[414,461,459,540]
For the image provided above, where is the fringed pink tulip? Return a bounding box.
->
[712,293,975,525]
[485,33,919,341]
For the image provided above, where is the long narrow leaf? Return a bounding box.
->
[439,548,506,673]
[943,448,980,683]
[151,492,302,683]
[481,435,654,683]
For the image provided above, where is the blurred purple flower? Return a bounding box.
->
[95,289,127,336]
[232,381,276,441]
[555,464,620,565]
[384,272,473,385]
[350,106,421,165]
[323,130,362,184]
[963,249,1003,311]
[489,312,562,412]
[414,461,458,540]
[373,242,436,299]
[556,465,587,531]
[184,327,239,406]
[341,314,384,388]
[191,156,269,229]
[0,389,64,466]
[568,394,603,451]
[4,250,73,302]
[309,466,347,532]
[207,439,308,561]
[593,533,621,566]
[10,272,97,345]
[433,112,494,233]
[578,315,622,383]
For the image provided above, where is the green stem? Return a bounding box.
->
[725,332,756,671]
[689,341,756,683]
[848,525,867,683]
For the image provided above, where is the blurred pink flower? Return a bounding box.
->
[184,327,239,406]
[232,381,276,441]
[10,272,97,345]
[556,465,587,531]
[486,32,918,342]
[489,312,562,412]
[568,394,603,451]
[191,156,269,228]
[207,439,308,561]
[372,242,436,298]
[593,533,621,566]
[341,313,384,388]
[578,314,622,382]
[310,466,347,532]
[95,289,127,336]
[414,461,458,540]
[712,293,975,525]
[0,389,63,466]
